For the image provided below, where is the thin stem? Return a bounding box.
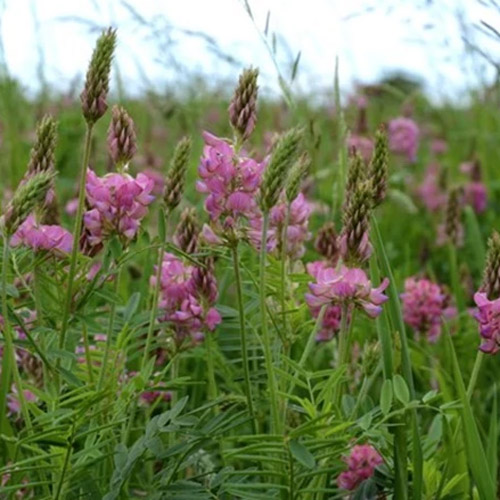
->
[205,329,218,404]
[259,212,281,434]
[141,231,168,371]
[448,243,464,314]
[280,204,291,341]
[231,244,256,432]
[54,425,74,500]
[467,350,484,400]
[0,235,32,431]
[333,304,351,410]
[82,319,94,384]
[58,123,94,355]
[97,265,121,391]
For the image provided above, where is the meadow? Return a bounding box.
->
[1,25,500,499]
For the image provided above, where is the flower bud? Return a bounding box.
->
[174,207,199,254]
[164,136,192,211]
[315,221,339,264]
[369,125,388,207]
[229,67,259,142]
[107,105,137,168]
[27,115,57,175]
[482,231,500,299]
[285,152,310,204]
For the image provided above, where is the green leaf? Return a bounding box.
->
[158,206,167,242]
[380,379,393,415]
[289,439,315,469]
[393,375,410,405]
[123,292,141,323]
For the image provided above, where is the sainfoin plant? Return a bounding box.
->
[0,26,499,500]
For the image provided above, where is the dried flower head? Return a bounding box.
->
[80,27,117,124]
[27,115,57,175]
[108,105,137,168]
[2,170,56,235]
[370,126,388,207]
[164,136,192,212]
[229,67,259,142]
[260,127,303,212]
[339,181,373,266]
[174,207,199,254]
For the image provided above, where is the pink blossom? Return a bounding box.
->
[388,117,419,162]
[473,292,500,354]
[347,134,374,163]
[464,182,487,214]
[416,163,447,212]
[196,131,266,225]
[337,444,383,491]
[83,169,155,246]
[401,277,456,342]
[11,215,73,253]
[431,139,448,156]
[249,193,312,258]
[65,198,79,216]
[305,265,389,318]
[142,167,165,196]
[7,385,37,414]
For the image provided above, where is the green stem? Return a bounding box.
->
[58,123,94,377]
[141,233,168,372]
[0,236,32,431]
[205,329,218,404]
[231,244,256,432]
[467,351,484,400]
[259,212,280,434]
[82,319,94,384]
[54,425,74,500]
[333,304,351,411]
[280,204,291,341]
[448,243,464,314]
[97,266,121,391]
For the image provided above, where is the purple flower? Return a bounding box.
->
[347,134,374,164]
[416,163,447,212]
[401,277,456,342]
[7,385,37,415]
[464,182,487,214]
[196,131,266,232]
[473,292,500,354]
[11,215,73,254]
[249,192,312,259]
[306,265,389,318]
[337,444,383,491]
[388,117,419,163]
[83,169,155,246]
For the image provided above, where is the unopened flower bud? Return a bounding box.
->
[444,186,463,246]
[482,231,500,299]
[345,151,365,206]
[107,105,137,168]
[315,221,339,264]
[370,126,388,207]
[80,27,117,124]
[260,127,303,212]
[190,258,218,305]
[27,115,57,175]
[229,67,259,142]
[164,136,192,211]
[174,207,199,254]
[285,152,310,203]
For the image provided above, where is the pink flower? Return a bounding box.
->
[83,169,155,246]
[305,265,389,318]
[337,444,383,491]
[388,117,419,162]
[464,182,487,214]
[347,134,374,163]
[142,167,165,196]
[196,131,266,225]
[416,163,447,212]
[65,198,79,216]
[431,139,448,156]
[11,215,73,254]
[7,386,37,415]
[401,277,456,342]
[249,193,312,259]
[473,292,500,354]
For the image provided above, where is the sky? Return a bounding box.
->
[0,0,499,101]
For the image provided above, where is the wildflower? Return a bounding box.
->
[83,169,154,246]
[473,293,500,354]
[388,117,419,162]
[315,222,339,265]
[27,115,57,175]
[174,207,199,254]
[7,385,37,415]
[249,192,312,259]
[416,163,447,212]
[305,265,389,318]
[196,131,265,229]
[80,27,117,124]
[337,444,383,491]
[229,67,259,142]
[11,215,73,254]
[482,231,500,299]
[464,182,487,214]
[431,138,448,156]
[401,277,456,342]
[107,105,137,168]
[347,134,374,164]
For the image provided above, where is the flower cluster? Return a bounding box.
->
[151,253,221,345]
[473,293,500,354]
[337,444,383,491]
[83,169,155,246]
[388,117,419,163]
[401,277,456,342]
[249,192,312,258]
[11,214,73,254]
[305,264,389,318]
[416,163,447,212]
[196,131,265,229]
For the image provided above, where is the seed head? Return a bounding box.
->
[80,27,117,124]
[107,105,137,169]
[369,126,388,207]
[164,136,192,211]
[285,152,310,203]
[27,115,57,175]
[260,127,303,212]
[482,231,500,299]
[174,207,199,254]
[3,170,56,235]
[339,180,373,266]
[229,67,259,142]
[315,221,339,264]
